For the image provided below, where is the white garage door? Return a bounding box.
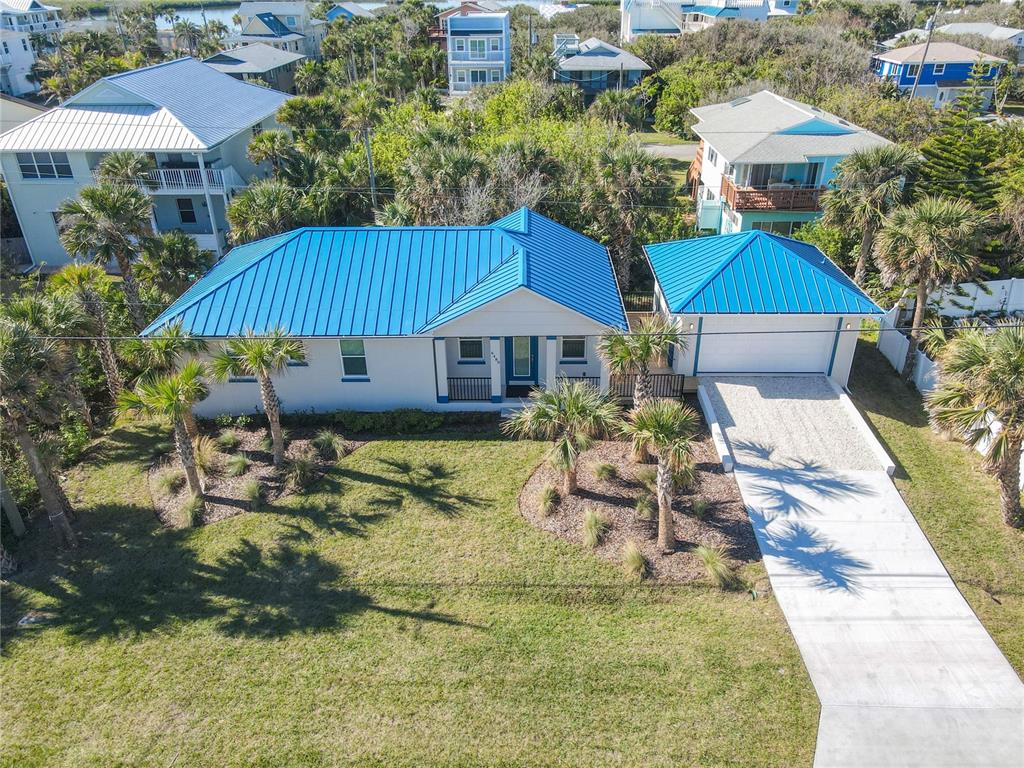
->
[696,315,837,374]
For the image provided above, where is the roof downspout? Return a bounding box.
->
[826,316,844,377]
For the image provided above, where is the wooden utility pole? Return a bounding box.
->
[909,1,942,101]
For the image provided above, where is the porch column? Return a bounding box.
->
[489,336,502,403]
[599,356,610,395]
[544,336,557,391]
[195,152,222,259]
[434,338,448,403]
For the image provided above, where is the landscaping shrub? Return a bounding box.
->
[634,494,655,521]
[257,433,273,453]
[622,540,648,582]
[538,484,559,516]
[156,468,185,495]
[673,459,696,492]
[312,429,347,461]
[582,507,610,549]
[594,463,618,481]
[216,429,241,451]
[279,408,495,434]
[242,479,263,510]
[193,436,222,476]
[286,448,317,492]
[181,494,203,527]
[152,440,174,458]
[691,498,711,520]
[225,453,250,478]
[635,467,657,493]
[694,544,740,590]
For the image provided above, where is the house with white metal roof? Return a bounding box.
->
[686,90,891,236]
[936,22,1024,61]
[646,230,882,386]
[205,43,306,94]
[620,0,768,43]
[0,57,290,267]
[871,42,1007,109]
[552,36,650,97]
[232,2,327,58]
[0,0,61,41]
[142,208,629,414]
[0,26,36,95]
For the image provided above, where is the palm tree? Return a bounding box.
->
[136,230,215,297]
[342,82,384,209]
[0,318,77,547]
[95,150,155,187]
[226,179,302,243]
[246,130,297,177]
[599,315,684,410]
[131,321,208,439]
[926,321,1024,528]
[874,196,985,379]
[210,329,305,466]
[822,145,922,286]
[57,182,154,331]
[1,294,95,431]
[119,361,209,517]
[48,264,125,399]
[502,380,619,496]
[173,19,202,56]
[589,89,639,128]
[620,399,701,552]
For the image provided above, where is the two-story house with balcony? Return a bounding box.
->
[552,35,650,98]
[620,0,767,43]
[0,58,289,269]
[429,1,502,47]
[687,91,891,236]
[446,10,511,94]
[0,0,61,42]
[871,42,1006,109]
[232,2,326,59]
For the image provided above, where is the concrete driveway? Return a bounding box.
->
[702,375,1024,768]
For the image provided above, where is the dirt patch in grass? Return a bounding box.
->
[519,431,755,583]
[147,426,366,527]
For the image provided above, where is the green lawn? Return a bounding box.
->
[1,426,817,768]
[634,131,696,146]
[849,342,1024,673]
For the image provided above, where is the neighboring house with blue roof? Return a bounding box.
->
[142,208,628,414]
[645,231,881,385]
[620,0,768,43]
[871,42,1006,109]
[446,11,511,94]
[325,2,373,22]
[0,57,289,266]
[687,90,891,236]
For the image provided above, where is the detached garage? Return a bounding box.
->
[645,231,882,386]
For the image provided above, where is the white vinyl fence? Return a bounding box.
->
[918,278,1024,318]
[875,300,1022,487]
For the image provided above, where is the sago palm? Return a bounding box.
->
[874,196,985,379]
[1,293,95,431]
[118,360,210,516]
[502,380,620,496]
[57,182,154,331]
[0,318,77,547]
[48,263,125,399]
[599,314,684,410]
[822,144,922,286]
[210,328,305,466]
[619,399,701,552]
[926,321,1024,528]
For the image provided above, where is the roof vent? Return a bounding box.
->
[728,97,750,107]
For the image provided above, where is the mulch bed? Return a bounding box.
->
[519,428,757,583]
[148,426,366,527]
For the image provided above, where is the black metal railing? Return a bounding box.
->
[610,373,686,400]
[447,377,491,401]
[622,292,654,312]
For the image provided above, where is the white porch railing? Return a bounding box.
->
[131,166,246,194]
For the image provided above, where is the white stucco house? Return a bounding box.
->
[0,57,290,267]
[645,230,882,386]
[141,208,629,415]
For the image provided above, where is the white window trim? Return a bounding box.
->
[458,337,485,363]
[560,336,587,362]
[932,62,945,76]
[339,338,369,380]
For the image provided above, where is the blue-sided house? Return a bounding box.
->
[871,42,1006,109]
[141,208,627,415]
[645,231,882,386]
[446,10,511,93]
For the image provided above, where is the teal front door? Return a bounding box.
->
[504,336,538,387]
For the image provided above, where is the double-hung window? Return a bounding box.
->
[340,339,368,378]
[454,38,466,52]
[905,63,920,79]
[706,146,718,167]
[458,337,484,363]
[490,68,501,82]
[560,336,586,362]
[489,37,500,52]
[17,152,72,180]
[932,63,945,76]
[469,38,486,59]
[176,198,197,224]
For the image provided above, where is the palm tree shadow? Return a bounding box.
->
[332,459,487,518]
[741,459,872,519]
[748,509,870,594]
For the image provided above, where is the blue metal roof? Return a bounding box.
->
[142,208,627,337]
[645,232,882,315]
